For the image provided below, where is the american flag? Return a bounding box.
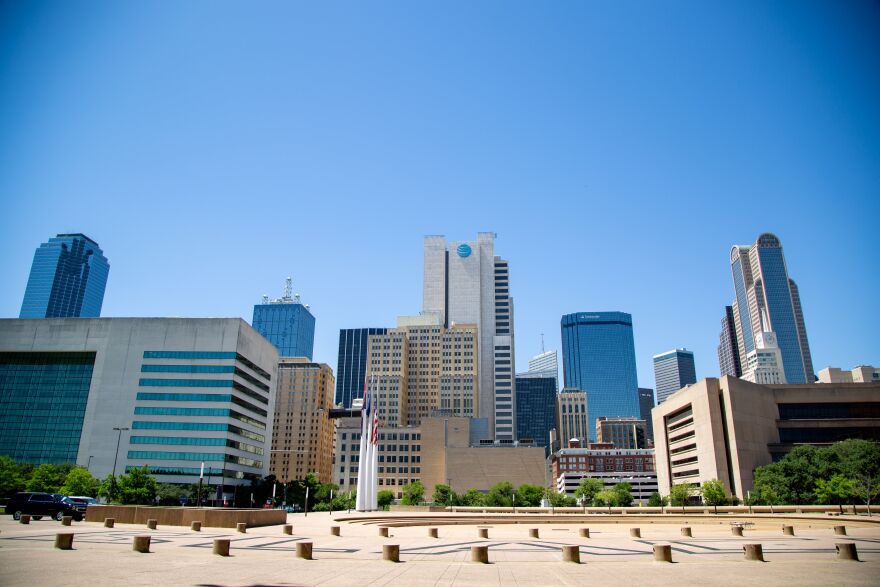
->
[371,396,379,446]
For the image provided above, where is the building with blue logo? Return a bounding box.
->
[19,233,110,318]
[560,312,640,441]
[252,278,315,359]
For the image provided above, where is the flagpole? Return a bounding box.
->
[355,373,369,512]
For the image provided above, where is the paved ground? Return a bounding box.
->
[1,512,878,586]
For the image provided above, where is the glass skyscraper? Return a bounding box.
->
[252,279,315,359]
[717,305,742,377]
[19,233,110,318]
[335,328,387,408]
[560,311,640,440]
[514,375,557,454]
[652,349,697,404]
[638,387,655,442]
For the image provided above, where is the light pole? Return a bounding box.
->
[86,455,94,470]
[111,427,129,500]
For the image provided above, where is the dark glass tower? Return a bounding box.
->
[560,312,640,441]
[19,234,110,318]
[335,328,387,407]
[717,305,742,377]
[638,387,655,442]
[514,375,557,454]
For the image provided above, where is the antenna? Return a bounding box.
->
[541,333,545,353]
[262,294,269,304]
[283,277,293,300]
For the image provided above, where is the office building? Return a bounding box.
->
[560,312,640,438]
[638,388,655,443]
[252,277,315,359]
[0,318,278,495]
[334,328,387,408]
[525,350,558,390]
[423,233,516,439]
[717,306,742,377]
[551,441,656,504]
[742,330,786,384]
[270,358,335,483]
[596,416,648,449]
[653,349,697,404]
[514,375,557,453]
[652,376,880,499]
[557,388,589,445]
[818,366,880,384]
[19,233,110,318]
[729,233,814,384]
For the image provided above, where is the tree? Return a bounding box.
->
[611,483,633,507]
[0,456,29,499]
[98,474,117,502]
[486,481,514,507]
[701,479,728,513]
[594,489,616,510]
[401,480,425,505]
[852,473,880,517]
[60,467,99,497]
[516,484,544,507]
[759,484,780,513]
[156,483,189,506]
[26,464,69,493]
[377,489,395,509]
[116,466,157,505]
[574,478,603,506]
[460,489,487,506]
[814,474,855,514]
[648,492,668,507]
[670,483,695,511]
[432,484,457,506]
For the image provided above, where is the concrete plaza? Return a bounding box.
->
[1,511,878,586]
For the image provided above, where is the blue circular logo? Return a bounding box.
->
[457,244,472,258]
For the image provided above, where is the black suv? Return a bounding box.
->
[7,492,84,522]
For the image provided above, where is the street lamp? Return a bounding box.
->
[111,427,130,499]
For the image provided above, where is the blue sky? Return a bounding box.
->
[1,1,878,391]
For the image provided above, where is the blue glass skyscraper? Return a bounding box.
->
[515,375,557,454]
[652,349,697,404]
[252,279,315,359]
[561,311,640,441]
[335,328,387,407]
[19,233,110,318]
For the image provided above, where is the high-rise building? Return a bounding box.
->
[19,233,110,318]
[334,328,387,408]
[560,312,640,439]
[556,387,589,445]
[595,416,648,449]
[638,387,655,442]
[729,233,814,384]
[270,358,335,483]
[742,331,786,385]
[818,365,880,383]
[717,305,742,377]
[422,233,516,439]
[514,375,557,453]
[252,277,315,359]
[525,350,558,390]
[653,349,697,404]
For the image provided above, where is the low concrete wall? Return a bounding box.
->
[85,506,287,528]
[447,505,880,515]
[389,505,447,512]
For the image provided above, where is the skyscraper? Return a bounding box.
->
[422,233,516,439]
[252,277,315,359]
[335,328,387,408]
[742,331,786,385]
[19,233,110,318]
[653,349,697,404]
[526,350,559,391]
[717,305,742,377]
[515,375,557,454]
[729,233,814,384]
[638,387,655,442]
[556,387,589,445]
[560,312,640,440]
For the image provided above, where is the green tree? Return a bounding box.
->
[432,484,457,506]
[26,463,69,493]
[612,483,633,507]
[701,479,728,513]
[155,483,188,506]
[98,474,117,502]
[574,478,603,506]
[594,489,616,510]
[814,474,855,514]
[401,480,425,505]
[648,492,669,507]
[516,484,544,507]
[851,473,880,517]
[670,483,695,511]
[460,488,487,506]
[116,466,157,505]
[0,456,29,499]
[759,484,781,513]
[377,489,396,509]
[60,467,99,497]
[331,491,356,511]
[486,481,515,506]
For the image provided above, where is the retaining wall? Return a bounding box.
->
[85,506,287,528]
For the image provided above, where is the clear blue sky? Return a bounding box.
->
[1,1,878,391]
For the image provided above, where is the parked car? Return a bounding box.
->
[61,496,96,514]
[6,492,84,521]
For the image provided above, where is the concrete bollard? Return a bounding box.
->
[630,528,641,538]
[383,544,400,562]
[330,526,340,536]
[681,527,692,537]
[146,519,157,530]
[743,544,764,561]
[732,526,744,537]
[478,528,489,539]
[236,523,247,533]
[191,521,202,532]
[653,544,673,562]
[61,516,73,526]
[471,545,489,563]
[54,533,74,550]
[104,518,115,528]
[296,541,313,560]
[561,545,580,563]
[20,514,30,524]
[213,538,230,557]
[782,525,794,536]
[132,535,151,553]
[283,524,293,535]
[836,543,859,561]
[379,527,389,537]
[428,527,438,538]
[579,528,590,538]
[529,528,539,539]
[834,525,847,536]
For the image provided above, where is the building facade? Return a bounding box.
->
[526,350,559,390]
[252,278,315,359]
[652,376,880,499]
[270,358,335,483]
[20,233,110,318]
[717,305,742,377]
[638,388,655,443]
[653,349,697,404]
[0,318,278,495]
[560,312,640,438]
[729,233,813,384]
[334,328,387,408]
[557,388,589,445]
[551,442,657,504]
[596,417,648,449]
[514,375,557,453]
[423,233,516,440]
[742,331,786,384]
[818,366,880,384]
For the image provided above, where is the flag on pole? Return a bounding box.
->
[356,374,375,511]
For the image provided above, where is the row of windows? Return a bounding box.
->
[132,421,265,442]
[130,435,264,455]
[133,406,266,429]
[127,451,263,467]
[135,393,268,417]
[142,351,272,381]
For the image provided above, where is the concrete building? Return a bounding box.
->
[652,376,880,499]
[551,442,657,504]
[0,318,278,495]
[19,233,110,318]
[596,417,648,449]
[525,350,558,390]
[653,349,697,404]
[742,330,786,384]
[514,375,557,453]
[818,366,880,384]
[334,328,387,407]
[638,388,655,443]
[557,388,589,446]
[717,305,742,377]
[269,358,335,483]
[252,277,315,359]
[423,233,516,440]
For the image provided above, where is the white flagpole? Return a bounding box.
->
[355,374,369,511]
[370,374,379,511]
